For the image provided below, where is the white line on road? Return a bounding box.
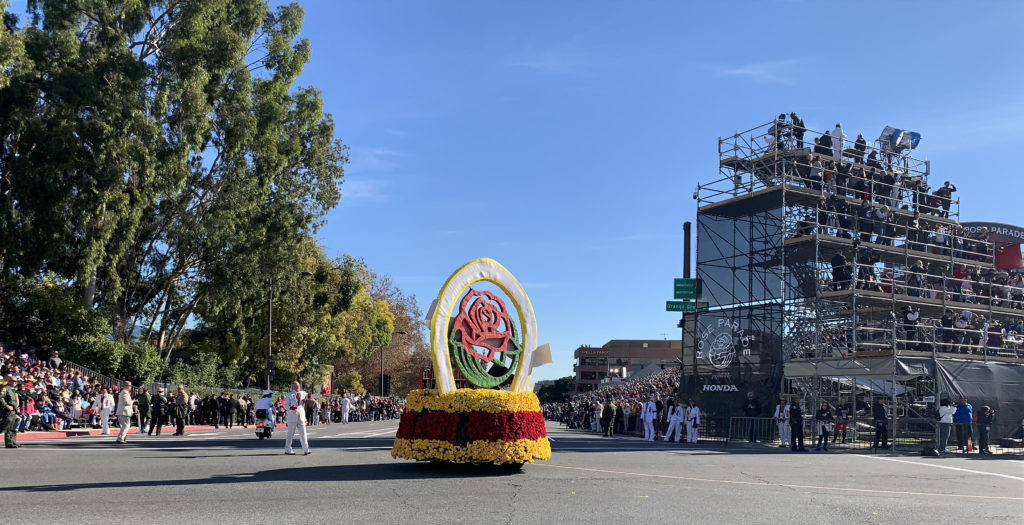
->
[187,432,219,437]
[535,464,1024,501]
[859,454,1024,482]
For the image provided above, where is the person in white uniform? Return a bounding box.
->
[340,394,352,424]
[284,381,310,455]
[664,398,685,443]
[99,387,114,435]
[773,396,790,448]
[641,395,657,441]
[685,399,701,444]
[830,123,845,160]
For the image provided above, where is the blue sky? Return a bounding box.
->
[296,1,1024,381]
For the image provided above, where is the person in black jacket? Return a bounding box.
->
[831,252,849,291]
[148,388,167,436]
[789,396,807,452]
[790,112,806,149]
[742,392,760,442]
[853,134,867,164]
[225,394,237,429]
[977,406,994,454]
[872,398,890,449]
[814,402,834,451]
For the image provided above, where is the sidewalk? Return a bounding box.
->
[16,423,286,441]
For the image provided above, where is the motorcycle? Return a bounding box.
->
[255,409,274,440]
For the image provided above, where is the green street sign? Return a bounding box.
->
[666,300,709,313]
[673,278,702,300]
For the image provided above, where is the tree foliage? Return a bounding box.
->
[537,376,574,404]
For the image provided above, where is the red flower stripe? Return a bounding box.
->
[396,410,547,443]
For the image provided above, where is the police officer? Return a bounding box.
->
[789,396,807,452]
[284,381,310,455]
[149,387,168,436]
[172,385,188,436]
[2,375,21,448]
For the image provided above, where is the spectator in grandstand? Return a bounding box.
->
[814,401,833,451]
[831,251,849,291]
[817,134,832,157]
[830,123,845,160]
[865,150,882,170]
[853,133,867,164]
[872,398,890,450]
[790,113,805,148]
[46,351,63,371]
[907,260,926,297]
[977,406,994,454]
[808,156,823,189]
[857,200,874,243]
[953,396,973,453]
[901,306,920,351]
[933,181,957,218]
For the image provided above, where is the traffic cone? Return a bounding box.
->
[967,437,974,452]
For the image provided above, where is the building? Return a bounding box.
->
[573,340,681,392]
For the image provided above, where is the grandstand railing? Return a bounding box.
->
[703,119,956,218]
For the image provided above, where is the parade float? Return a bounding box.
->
[391,258,552,469]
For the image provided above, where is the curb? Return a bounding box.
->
[15,423,286,441]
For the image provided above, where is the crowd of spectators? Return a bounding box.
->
[267,394,405,425]
[0,345,114,432]
[543,368,681,436]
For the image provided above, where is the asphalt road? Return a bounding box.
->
[3,420,1022,524]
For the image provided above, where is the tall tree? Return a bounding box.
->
[0,1,346,359]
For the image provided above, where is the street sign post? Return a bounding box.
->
[673,278,702,300]
[666,300,709,313]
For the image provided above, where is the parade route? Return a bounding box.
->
[3,421,1021,524]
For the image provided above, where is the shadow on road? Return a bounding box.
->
[0,461,523,493]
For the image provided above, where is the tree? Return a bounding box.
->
[0,1,346,361]
[335,371,366,396]
[537,376,574,404]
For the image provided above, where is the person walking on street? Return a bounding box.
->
[135,388,150,434]
[340,394,352,424]
[2,376,21,448]
[601,397,617,438]
[173,386,188,436]
[873,398,890,450]
[284,381,311,455]
[149,388,167,435]
[115,382,134,444]
[663,398,683,443]
[954,397,974,453]
[789,396,807,452]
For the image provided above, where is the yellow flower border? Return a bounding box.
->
[405,389,540,414]
[392,437,551,464]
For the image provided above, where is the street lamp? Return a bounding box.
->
[266,271,313,390]
[380,330,407,396]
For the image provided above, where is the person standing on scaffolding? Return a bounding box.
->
[790,113,805,149]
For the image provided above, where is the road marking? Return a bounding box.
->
[859,455,1024,482]
[187,432,219,437]
[535,464,1024,501]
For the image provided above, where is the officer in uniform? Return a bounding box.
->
[284,381,310,455]
[789,396,807,452]
[2,375,21,448]
[172,385,188,436]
